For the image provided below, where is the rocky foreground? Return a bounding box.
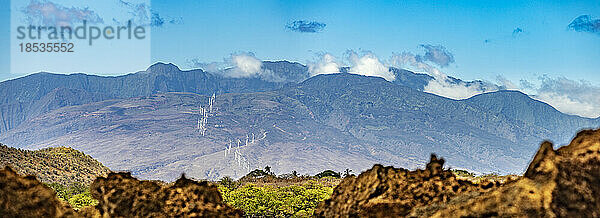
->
[315,129,600,217]
[0,168,241,217]
[1,129,599,217]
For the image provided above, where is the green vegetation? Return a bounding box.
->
[315,170,341,178]
[218,176,241,190]
[218,181,334,217]
[46,183,97,210]
[0,144,111,185]
[451,169,475,177]
[0,144,109,210]
[68,192,98,210]
[216,167,342,217]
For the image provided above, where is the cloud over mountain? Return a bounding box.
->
[189,47,599,118]
[307,51,395,81]
[390,51,498,100]
[189,52,285,82]
[528,76,600,118]
[308,53,341,76]
[417,44,455,67]
[230,52,263,77]
[192,52,262,77]
[346,51,395,81]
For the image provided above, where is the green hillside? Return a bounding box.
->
[0,144,111,185]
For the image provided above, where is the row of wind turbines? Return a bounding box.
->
[194,93,255,176]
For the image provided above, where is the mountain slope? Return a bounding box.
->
[282,74,550,170]
[463,90,599,144]
[2,73,597,181]
[389,67,433,90]
[0,144,111,185]
[0,61,304,134]
[0,91,383,180]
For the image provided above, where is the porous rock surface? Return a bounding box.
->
[315,129,600,217]
[0,166,79,218]
[0,167,242,217]
[430,129,600,217]
[83,172,243,217]
[314,155,501,217]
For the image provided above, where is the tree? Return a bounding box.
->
[68,192,97,210]
[343,169,354,178]
[246,169,268,178]
[315,170,341,178]
[264,166,272,175]
[219,176,240,190]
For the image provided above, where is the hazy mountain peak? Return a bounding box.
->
[261,60,310,83]
[145,62,181,74]
[262,60,305,66]
[302,72,389,85]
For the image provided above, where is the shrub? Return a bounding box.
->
[68,191,98,210]
[315,170,341,178]
[451,169,475,177]
[219,176,241,191]
[219,182,334,217]
[46,182,98,210]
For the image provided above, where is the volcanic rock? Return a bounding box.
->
[0,166,79,218]
[315,129,600,217]
[314,155,500,217]
[430,129,600,217]
[86,172,242,217]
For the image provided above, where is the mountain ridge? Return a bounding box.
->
[0,61,304,134]
[1,62,598,181]
[1,72,597,180]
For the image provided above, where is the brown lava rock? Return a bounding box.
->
[314,155,499,217]
[87,172,242,217]
[316,129,600,217]
[430,129,600,217]
[0,166,79,218]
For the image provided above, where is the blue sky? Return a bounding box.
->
[2,0,599,81]
[152,0,599,83]
[1,0,600,116]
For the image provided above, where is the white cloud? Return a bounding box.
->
[308,53,341,76]
[390,52,499,99]
[389,52,444,78]
[534,92,598,118]
[346,51,395,81]
[229,53,262,78]
[189,52,285,82]
[418,44,455,67]
[424,80,498,100]
[528,76,600,118]
[190,52,262,78]
[496,76,519,90]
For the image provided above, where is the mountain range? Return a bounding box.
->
[0,61,597,181]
